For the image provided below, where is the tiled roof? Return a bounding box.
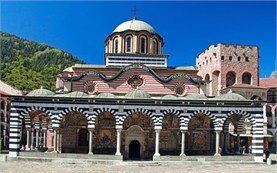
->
[230,84,266,89]
[0,80,22,96]
[260,78,277,88]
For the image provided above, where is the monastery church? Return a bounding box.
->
[7,17,271,163]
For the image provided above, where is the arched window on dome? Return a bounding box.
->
[140,36,147,54]
[113,38,119,53]
[125,35,132,53]
[242,72,252,85]
[152,39,158,54]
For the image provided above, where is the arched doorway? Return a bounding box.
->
[60,111,88,153]
[222,114,253,155]
[129,140,141,159]
[123,112,154,160]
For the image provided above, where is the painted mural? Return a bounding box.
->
[187,114,214,154]
[94,112,116,154]
[160,114,181,155]
[122,113,155,159]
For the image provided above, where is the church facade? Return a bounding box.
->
[8,18,266,162]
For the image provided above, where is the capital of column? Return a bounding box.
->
[154,126,162,133]
[116,125,123,130]
[88,128,94,132]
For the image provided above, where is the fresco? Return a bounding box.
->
[94,112,116,153]
[188,114,213,153]
[160,114,181,154]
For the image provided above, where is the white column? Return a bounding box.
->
[43,130,47,148]
[154,126,162,157]
[272,109,276,128]
[31,129,35,150]
[35,129,39,148]
[88,128,94,155]
[214,130,221,156]
[26,128,31,150]
[115,126,122,156]
[180,129,187,156]
[53,128,58,153]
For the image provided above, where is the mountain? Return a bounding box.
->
[0,31,85,91]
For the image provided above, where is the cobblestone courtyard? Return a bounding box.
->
[1,160,277,173]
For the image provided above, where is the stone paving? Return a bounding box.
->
[1,159,277,173]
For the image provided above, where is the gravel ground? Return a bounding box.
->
[1,160,277,173]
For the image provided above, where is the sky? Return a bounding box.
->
[1,1,276,77]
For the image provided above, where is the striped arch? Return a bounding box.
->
[120,107,157,126]
[161,109,182,126]
[219,110,256,129]
[21,106,52,128]
[184,110,217,127]
[58,107,90,125]
[89,107,117,127]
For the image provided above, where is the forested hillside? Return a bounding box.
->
[0,31,84,91]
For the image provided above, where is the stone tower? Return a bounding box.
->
[196,43,259,96]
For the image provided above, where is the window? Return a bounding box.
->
[226,72,236,87]
[242,72,251,84]
[128,75,143,88]
[125,35,132,53]
[113,38,119,53]
[238,57,241,61]
[140,36,147,54]
[152,39,158,54]
[229,56,232,61]
[175,84,185,95]
[245,57,249,62]
[221,56,224,60]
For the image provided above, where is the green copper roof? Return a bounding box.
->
[215,93,247,101]
[125,88,151,99]
[95,93,116,98]
[162,95,178,99]
[27,88,54,97]
[183,93,207,100]
[63,91,89,98]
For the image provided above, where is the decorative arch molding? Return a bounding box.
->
[59,107,90,122]
[161,109,181,117]
[121,107,159,125]
[219,110,256,128]
[62,63,207,85]
[21,106,52,128]
[185,110,217,127]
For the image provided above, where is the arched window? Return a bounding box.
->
[152,39,158,54]
[113,38,119,53]
[226,71,236,87]
[125,35,132,53]
[140,36,147,54]
[242,72,251,84]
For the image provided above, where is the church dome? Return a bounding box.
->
[27,87,54,97]
[113,19,156,34]
[125,88,151,99]
[215,93,247,101]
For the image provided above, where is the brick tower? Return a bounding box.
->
[196,43,259,96]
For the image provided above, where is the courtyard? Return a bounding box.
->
[1,159,277,173]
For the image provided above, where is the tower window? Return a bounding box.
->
[140,36,147,54]
[221,56,224,60]
[229,56,232,61]
[113,38,118,53]
[125,35,132,53]
[152,39,158,54]
[245,57,249,62]
[238,57,241,61]
[242,72,251,84]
